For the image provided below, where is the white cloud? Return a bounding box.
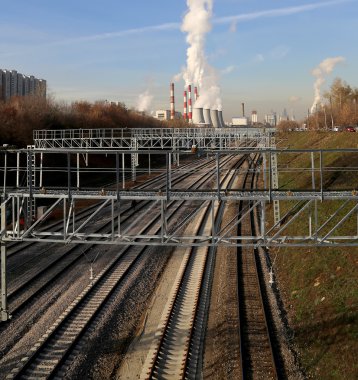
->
[289,96,301,103]
[270,45,290,60]
[221,65,237,74]
[254,54,265,63]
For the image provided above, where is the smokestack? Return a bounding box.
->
[241,102,245,117]
[203,108,213,126]
[218,110,225,127]
[183,91,188,120]
[210,109,220,128]
[194,86,199,101]
[170,83,175,120]
[188,85,193,123]
[192,107,205,125]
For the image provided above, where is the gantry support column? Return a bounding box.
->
[1,201,10,322]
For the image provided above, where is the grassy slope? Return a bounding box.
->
[274,132,358,379]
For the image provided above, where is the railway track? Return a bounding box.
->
[1,153,245,379]
[139,154,246,379]
[237,156,282,379]
[5,155,206,258]
[5,155,224,311]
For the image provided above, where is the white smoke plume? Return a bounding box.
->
[180,0,222,110]
[195,65,222,110]
[311,56,345,113]
[136,90,153,113]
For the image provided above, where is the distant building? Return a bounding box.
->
[264,112,277,127]
[279,108,289,123]
[232,117,249,126]
[0,69,46,101]
[251,110,258,124]
[17,74,23,96]
[0,70,11,101]
[155,109,182,121]
[10,70,18,97]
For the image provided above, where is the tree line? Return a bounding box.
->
[0,96,187,147]
[306,78,358,130]
[278,78,358,131]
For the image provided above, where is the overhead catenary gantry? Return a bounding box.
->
[33,127,275,150]
[1,144,357,248]
[1,129,358,322]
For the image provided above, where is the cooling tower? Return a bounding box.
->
[218,110,225,127]
[192,107,205,125]
[203,108,213,126]
[210,109,220,128]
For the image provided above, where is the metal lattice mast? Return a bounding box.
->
[26,145,36,223]
[1,200,9,321]
[270,137,280,225]
[131,138,138,182]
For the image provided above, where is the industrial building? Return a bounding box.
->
[232,117,249,126]
[155,109,182,121]
[231,103,249,127]
[0,69,46,101]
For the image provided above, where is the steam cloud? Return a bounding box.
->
[136,90,153,113]
[180,0,222,110]
[311,56,345,113]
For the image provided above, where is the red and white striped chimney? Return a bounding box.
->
[188,85,193,123]
[183,91,188,121]
[194,86,199,101]
[170,83,175,120]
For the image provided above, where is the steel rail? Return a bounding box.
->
[5,155,233,314]
[140,155,246,379]
[0,152,243,378]
[237,156,280,379]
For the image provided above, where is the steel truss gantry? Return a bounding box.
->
[1,146,358,321]
[1,146,358,248]
[33,127,274,150]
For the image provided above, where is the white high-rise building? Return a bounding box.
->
[251,110,258,124]
[10,70,18,97]
[0,70,11,101]
[0,69,46,100]
[17,74,24,96]
[29,75,35,95]
[264,112,277,127]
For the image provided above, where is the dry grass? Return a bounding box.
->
[272,132,358,379]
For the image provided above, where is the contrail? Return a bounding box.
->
[214,0,351,25]
[51,23,180,45]
[47,0,351,46]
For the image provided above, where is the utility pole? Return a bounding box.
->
[354,98,357,122]
[307,108,310,130]
[330,96,334,128]
[323,104,328,130]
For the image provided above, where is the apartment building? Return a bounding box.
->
[0,69,46,101]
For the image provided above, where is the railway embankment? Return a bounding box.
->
[272,131,358,379]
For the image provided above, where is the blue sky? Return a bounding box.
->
[1,0,357,121]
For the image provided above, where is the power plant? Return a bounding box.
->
[155,82,226,127]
